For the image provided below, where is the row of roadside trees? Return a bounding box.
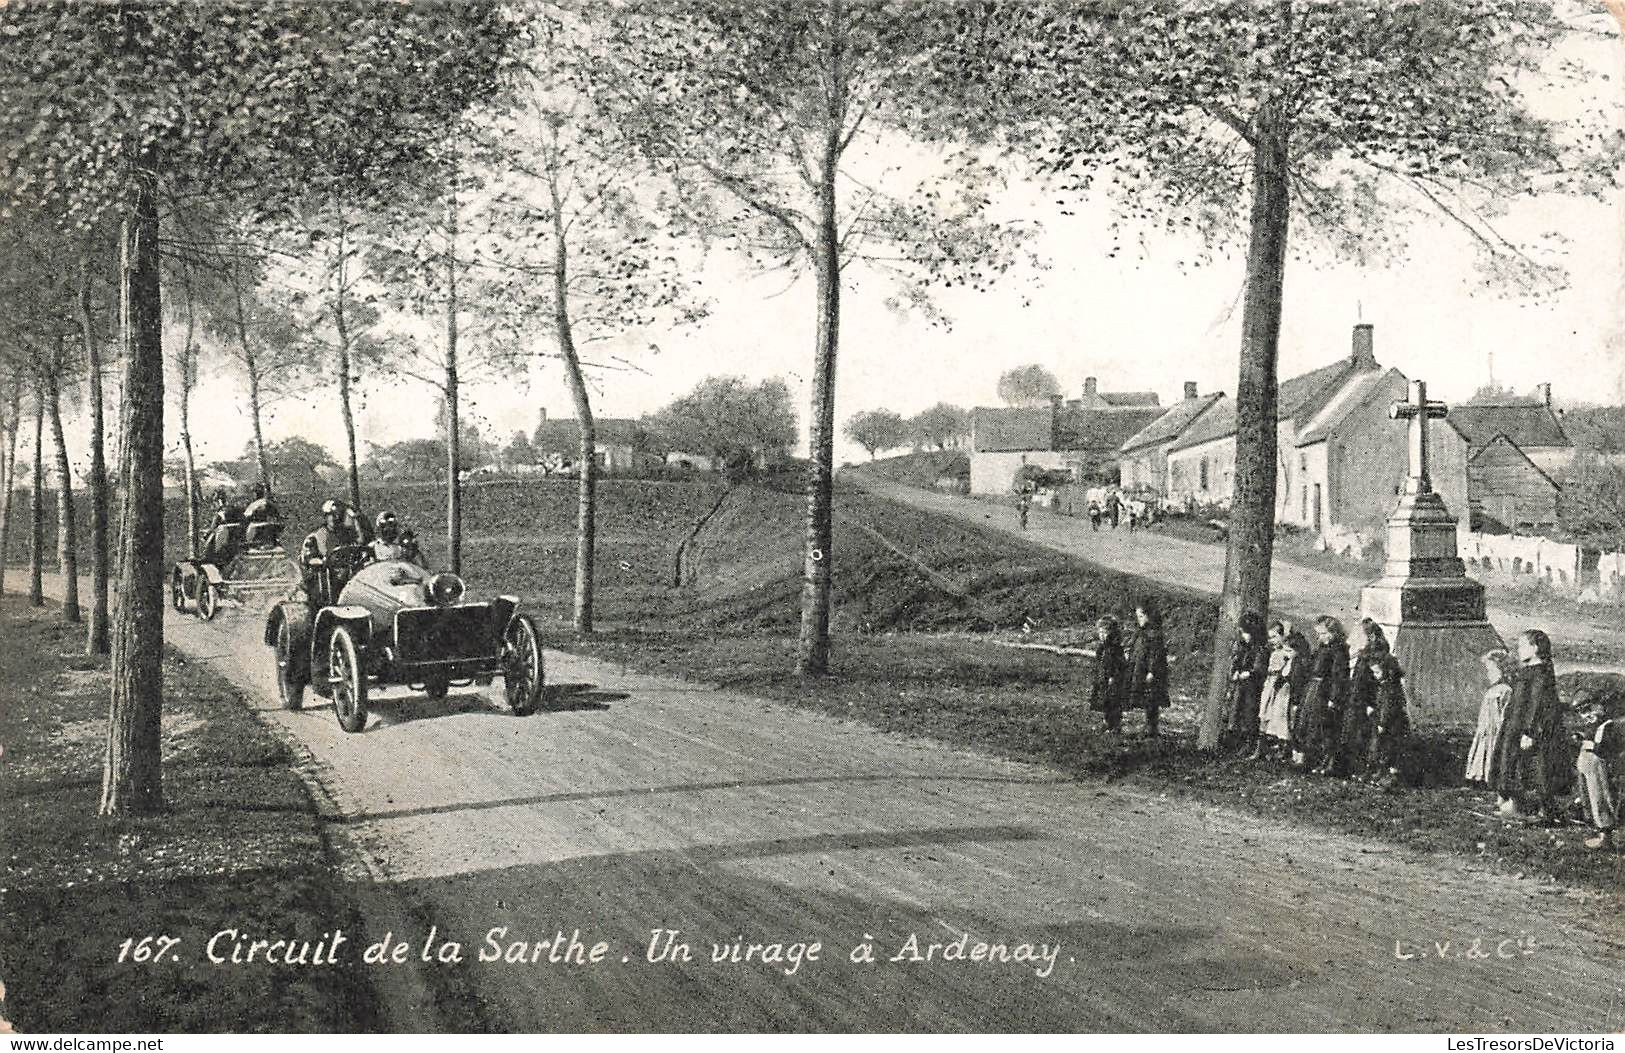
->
[0,0,1617,818]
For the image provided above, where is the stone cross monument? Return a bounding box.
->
[1360,379,1504,722]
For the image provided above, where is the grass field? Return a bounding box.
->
[0,597,381,1032]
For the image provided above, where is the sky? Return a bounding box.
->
[39,8,1625,478]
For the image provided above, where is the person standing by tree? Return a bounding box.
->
[1128,601,1169,739]
[1226,611,1268,757]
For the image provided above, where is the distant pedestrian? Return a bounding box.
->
[1340,620,1388,778]
[1128,601,1169,738]
[1016,486,1031,531]
[1490,629,1568,822]
[1106,490,1121,529]
[1089,615,1128,736]
[1366,652,1409,788]
[1227,612,1268,756]
[1294,615,1349,773]
[1465,649,1518,785]
[1088,501,1102,532]
[1127,505,1139,533]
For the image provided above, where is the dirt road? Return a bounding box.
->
[67,577,1607,1032]
[848,474,1624,668]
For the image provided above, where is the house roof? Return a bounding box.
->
[972,407,1054,452]
[1096,391,1161,408]
[1469,433,1561,491]
[1170,357,1365,453]
[533,418,659,456]
[1120,393,1226,454]
[1294,368,1403,446]
[1055,405,1167,453]
[1448,403,1570,452]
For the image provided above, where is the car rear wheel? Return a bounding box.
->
[195,578,217,622]
[503,614,544,716]
[330,627,368,733]
[275,619,305,712]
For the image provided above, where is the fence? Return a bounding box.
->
[1455,527,1625,601]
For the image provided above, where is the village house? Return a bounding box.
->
[1448,389,1572,532]
[532,411,666,474]
[1164,324,1471,540]
[1118,382,1225,494]
[968,378,1164,495]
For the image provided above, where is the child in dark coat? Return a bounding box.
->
[1227,612,1269,756]
[1128,602,1169,738]
[1341,620,1389,778]
[1490,629,1568,821]
[1089,615,1128,735]
[1366,652,1409,788]
[1294,616,1349,774]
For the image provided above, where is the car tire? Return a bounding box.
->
[503,614,544,716]
[423,673,450,701]
[196,578,217,622]
[276,618,305,712]
[330,626,368,733]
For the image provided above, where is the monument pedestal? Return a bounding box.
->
[1360,489,1503,724]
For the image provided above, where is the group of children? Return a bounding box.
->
[1087,603,1621,850]
[1223,614,1410,786]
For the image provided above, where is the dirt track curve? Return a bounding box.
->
[111,578,1620,1033]
[846,473,1625,670]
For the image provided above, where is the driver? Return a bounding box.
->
[301,499,364,564]
[200,489,244,565]
[368,511,427,567]
[297,499,367,606]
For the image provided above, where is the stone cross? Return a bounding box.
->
[1389,378,1449,496]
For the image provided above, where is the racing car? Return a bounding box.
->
[171,520,298,621]
[263,544,544,732]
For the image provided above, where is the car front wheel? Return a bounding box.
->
[195,578,217,622]
[503,614,544,716]
[276,618,305,712]
[330,626,368,733]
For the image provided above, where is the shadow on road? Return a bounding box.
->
[330,774,1068,825]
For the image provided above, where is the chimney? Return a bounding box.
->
[1537,382,1552,408]
[1183,381,1198,400]
[538,408,548,422]
[1083,377,1098,398]
[1351,323,1375,368]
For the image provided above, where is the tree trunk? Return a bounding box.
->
[0,381,19,597]
[1199,103,1292,750]
[29,384,44,607]
[178,264,200,558]
[80,249,110,652]
[46,360,80,623]
[444,193,462,575]
[796,3,844,677]
[797,132,843,667]
[233,270,273,494]
[334,221,363,515]
[101,157,166,817]
[549,180,596,634]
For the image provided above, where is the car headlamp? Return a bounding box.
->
[428,573,465,607]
